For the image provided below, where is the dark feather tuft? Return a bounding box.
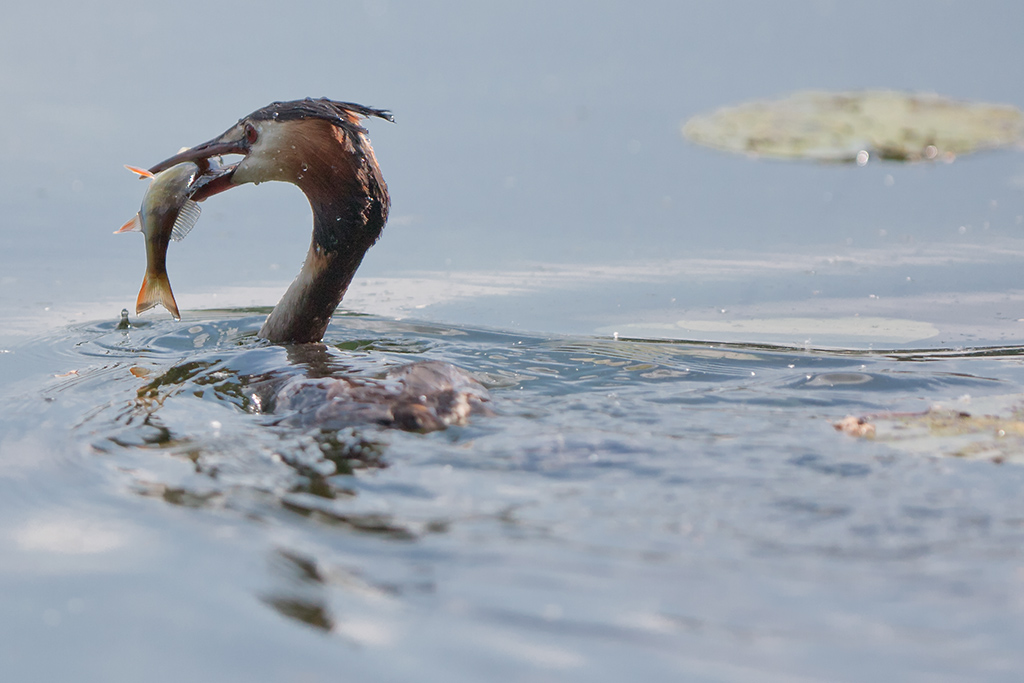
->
[245,98,393,136]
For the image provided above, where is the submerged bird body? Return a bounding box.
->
[271,359,492,432]
[117,162,202,320]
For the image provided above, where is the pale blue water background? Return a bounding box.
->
[2,2,1024,681]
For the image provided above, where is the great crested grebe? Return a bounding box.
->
[149,98,391,344]
[147,98,489,431]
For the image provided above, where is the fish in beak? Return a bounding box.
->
[147,126,248,203]
[140,98,393,341]
[116,162,203,319]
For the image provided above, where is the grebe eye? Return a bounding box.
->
[244,122,258,144]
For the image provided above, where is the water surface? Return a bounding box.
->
[3,2,1024,681]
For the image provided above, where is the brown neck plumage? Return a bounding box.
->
[258,123,389,343]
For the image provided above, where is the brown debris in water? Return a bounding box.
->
[834,415,876,438]
[834,399,1024,463]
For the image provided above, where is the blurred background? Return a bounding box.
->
[3,0,1023,342]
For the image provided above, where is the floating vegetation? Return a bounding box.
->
[683,90,1024,163]
[835,393,1024,463]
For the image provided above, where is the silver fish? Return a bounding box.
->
[116,162,202,320]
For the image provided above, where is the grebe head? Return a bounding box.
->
[148,98,393,343]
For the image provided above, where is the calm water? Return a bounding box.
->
[3,2,1024,681]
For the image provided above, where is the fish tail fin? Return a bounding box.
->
[115,214,142,234]
[136,272,180,320]
[124,165,155,179]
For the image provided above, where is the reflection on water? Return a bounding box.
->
[2,309,1024,679]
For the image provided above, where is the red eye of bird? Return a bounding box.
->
[244,123,258,144]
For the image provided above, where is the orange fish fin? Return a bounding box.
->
[124,165,155,179]
[136,272,180,320]
[114,214,142,234]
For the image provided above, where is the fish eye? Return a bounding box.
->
[244,122,258,144]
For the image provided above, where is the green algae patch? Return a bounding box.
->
[683,90,1024,163]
